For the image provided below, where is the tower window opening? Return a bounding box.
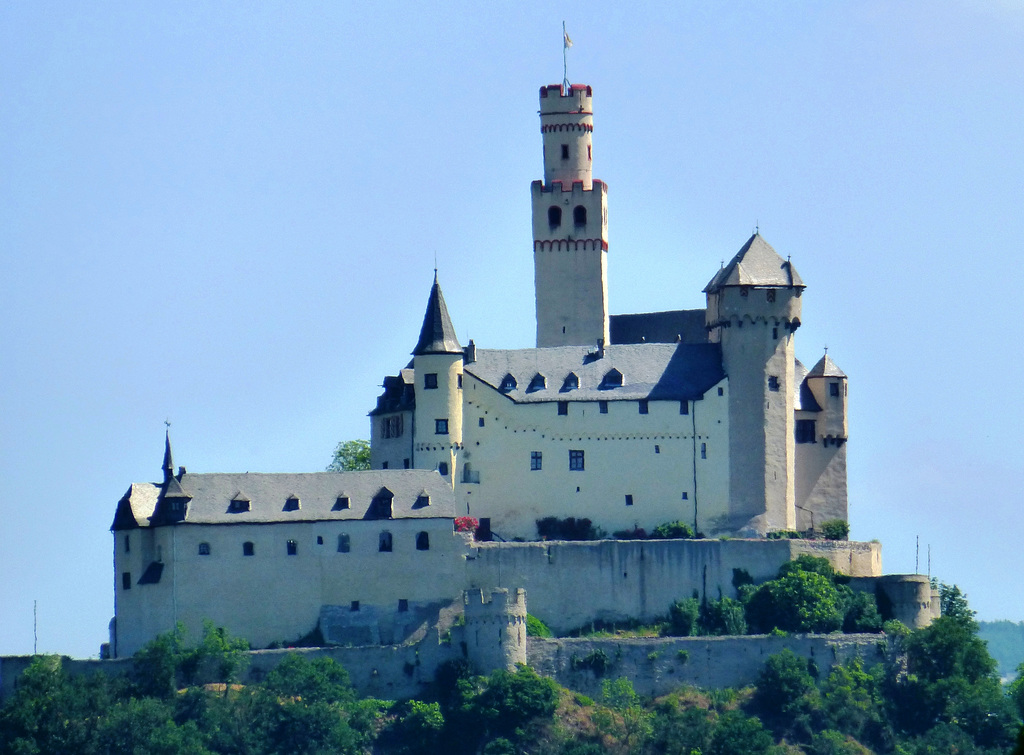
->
[379,531,393,552]
[435,419,449,435]
[243,541,255,556]
[796,420,816,444]
[438,462,448,476]
[599,400,608,414]
[830,382,840,397]
[680,401,689,415]
[548,206,562,229]
[587,144,592,160]
[573,205,587,226]
[639,399,649,414]
[768,376,780,392]
[625,494,633,506]
[424,373,438,389]
[561,144,569,159]
[773,327,778,339]
[558,401,569,416]
[124,535,130,553]
[122,572,131,590]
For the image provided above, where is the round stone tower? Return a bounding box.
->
[532,84,609,348]
[463,588,527,674]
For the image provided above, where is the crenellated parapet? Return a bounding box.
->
[463,588,527,673]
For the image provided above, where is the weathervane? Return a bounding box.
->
[562,21,572,92]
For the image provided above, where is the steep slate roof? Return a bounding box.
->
[412,275,461,355]
[465,343,724,403]
[794,359,822,412]
[111,470,455,529]
[807,353,847,378]
[704,234,804,292]
[609,309,708,345]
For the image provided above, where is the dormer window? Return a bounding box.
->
[228,494,251,513]
[528,373,546,392]
[500,374,517,392]
[333,495,350,510]
[561,372,579,392]
[600,368,623,389]
[284,495,300,512]
[414,494,430,509]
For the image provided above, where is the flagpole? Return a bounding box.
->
[562,21,569,92]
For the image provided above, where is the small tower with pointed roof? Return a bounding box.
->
[532,83,610,348]
[795,351,849,529]
[410,274,464,481]
[705,233,805,534]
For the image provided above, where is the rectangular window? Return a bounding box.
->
[700,442,707,459]
[599,400,608,414]
[198,542,211,556]
[772,327,779,340]
[569,449,585,471]
[530,451,542,471]
[382,415,404,438]
[561,144,569,159]
[337,534,350,553]
[654,445,660,454]
[717,387,724,396]
[403,458,410,469]
[796,419,816,444]
[438,461,448,475]
[681,492,688,500]
[767,290,776,302]
[558,401,568,416]
[768,376,780,392]
[382,461,389,469]
[435,419,449,435]
[286,540,297,555]
[398,599,409,612]
[587,144,592,160]
[680,401,689,415]
[124,535,130,553]
[424,373,438,389]
[316,536,323,545]
[457,374,463,389]
[243,541,255,556]
[830,382,840,397]
[639,399,649,414]
[625,494,633,506]
[351,600,360,612]
[122,572,131,590]
[479,417,485,427]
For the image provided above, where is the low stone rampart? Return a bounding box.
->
[466,538,881,634]
[527,634,886,698]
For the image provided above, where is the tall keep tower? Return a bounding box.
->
[705,234,805,534]
[532,84,610,348]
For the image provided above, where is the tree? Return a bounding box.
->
[746,569,843,633]
[327,439,371,472]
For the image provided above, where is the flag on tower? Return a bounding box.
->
[564,29,573,49]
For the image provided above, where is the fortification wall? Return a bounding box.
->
[466,538,880,634]
[528,634,886,698]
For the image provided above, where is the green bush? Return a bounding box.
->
[650,521,695,539]
[820,519,850,540]
[536,516,600,540]
[746,570,843,633]
[526,614,553,638]
[668,597,700,637]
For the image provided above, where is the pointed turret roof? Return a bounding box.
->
[807,352,846,378]
[162,430,174,483]
[412,274,462,355]
[704,233,805,293]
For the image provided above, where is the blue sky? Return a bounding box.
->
[2,2,1022,658]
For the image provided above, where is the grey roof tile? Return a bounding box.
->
[465,343,724,403]
[412,274,461,355]
[609,309,708,345]
[807,353,847,378]
[704,234,804,292]
[114,470,455,529]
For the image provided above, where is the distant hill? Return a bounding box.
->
[978,620,1024,681]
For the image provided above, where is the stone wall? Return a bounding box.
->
[528,633,886,698]
[466,538,881,635]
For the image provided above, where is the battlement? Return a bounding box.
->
[531,179,606,196]
[539,83,593,114]
[464,587,526,620]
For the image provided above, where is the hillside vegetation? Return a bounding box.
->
[3,589,1023,755]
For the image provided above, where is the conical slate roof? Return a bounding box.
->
[807,353,846,378]
[162,430,174,483]
[412,274,462,355]
[704,234,804,293]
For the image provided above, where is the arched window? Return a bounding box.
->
[548,206,562,229]
[198,542,211,556]
[573,205,587,226]
[379,531,393,552]
[337,534,350,553]
[416,531,430,551]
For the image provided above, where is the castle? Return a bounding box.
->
[107,82,931,668]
